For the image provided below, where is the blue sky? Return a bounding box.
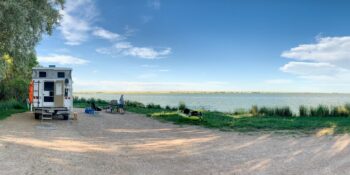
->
[37,0,350,92]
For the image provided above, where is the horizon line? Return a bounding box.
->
[73,90,350,94]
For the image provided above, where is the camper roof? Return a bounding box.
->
[33,67,72,71]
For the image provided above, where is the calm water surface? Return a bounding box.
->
[75,93,350,113]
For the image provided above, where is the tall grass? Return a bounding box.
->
[0,99,27,120]
[73,96,109,108]
[0,99,26,110]
[252,104,350,117]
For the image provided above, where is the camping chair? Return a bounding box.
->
[106,100,119,113]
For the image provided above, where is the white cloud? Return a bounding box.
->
[38,54,89,65]
[97,42,172,59]
[115,42,132,49]
[281,36,350,63]
[59,0,97,45]
[92,27,123,41]
[280,61,350,81]
[280,62,346,76]
[126,46,171,59]
[280,36,350,84]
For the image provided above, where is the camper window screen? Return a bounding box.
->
[58,72,65,78]
[39,72,46,78]
[65,88,68,97]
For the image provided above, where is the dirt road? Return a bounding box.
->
[0,110,350,175]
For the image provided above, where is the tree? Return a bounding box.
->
[0,0,64,100]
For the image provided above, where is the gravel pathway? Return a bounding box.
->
[0,110,350,175]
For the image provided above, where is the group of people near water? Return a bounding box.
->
[90,94,125,114]
[107,94,125,114]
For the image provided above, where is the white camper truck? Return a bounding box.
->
[31,66,73,120]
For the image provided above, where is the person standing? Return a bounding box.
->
[119,94,125,114]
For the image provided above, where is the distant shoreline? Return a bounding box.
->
[74,91,350,95]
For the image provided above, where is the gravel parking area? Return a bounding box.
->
[0,110,350,175]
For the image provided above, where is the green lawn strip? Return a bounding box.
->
[126,106,350,134]
[0,109,27,120]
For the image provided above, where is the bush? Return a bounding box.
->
[146,103,162,109]
[275,106,293,117]
[178,102,187,111]
[330,106,349,117]
[250,105,258,116]
[165,105,171,110]
[310,105,330,117]
[0,99,26,111]
[234,108,247,115]
[125,101,145,108]
[258,107,275,116]
[299,105,309,116]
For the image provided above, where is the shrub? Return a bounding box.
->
[233,108,246,115]
[275,106,293,117]
[330,106,349,117]
[310,105,330,117]
[299,105,309,116]
[258,107,275,116]
[146,103,162,109]
[0,99,26,111]
[345,103,350,112]
[125,101,145,108]
[250,105,258,116]
[178,102,187,111]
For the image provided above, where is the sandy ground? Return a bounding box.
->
[1,111,350,175]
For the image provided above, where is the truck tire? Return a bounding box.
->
[63,115,69,120]
[35,113,40,120]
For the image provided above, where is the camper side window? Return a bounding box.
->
[58,72,65,78]
[39,72,46,78]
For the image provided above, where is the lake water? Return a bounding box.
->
[75,93,350,113]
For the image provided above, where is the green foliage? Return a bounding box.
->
[125,100,350,134]
[250,105,258,116]
[274,106,293,117]
[178,102,187,111]
[299,105,309,116]
[146,103,162,109]
[0,99,27,120]
[233,108,248,115]
[330,106,350,117]
[0,99,26,110]
[309,105,330,117]
[258,107,275,116]
[125,101,145,108]
[0,0,64,101]
[73,96,109,108]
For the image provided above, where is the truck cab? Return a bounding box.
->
[31,65,73,120]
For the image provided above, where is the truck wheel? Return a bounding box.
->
[63,115,69,120]
[35,114,40,120]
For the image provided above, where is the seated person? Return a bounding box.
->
[91,102,102,111]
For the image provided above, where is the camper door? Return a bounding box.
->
[54,80,64,107]
[43,81,54,107]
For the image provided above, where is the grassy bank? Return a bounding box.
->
[74,97,350,134]
[73,97,109,108]
[0,100,27,120]
[127,101,350,134]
